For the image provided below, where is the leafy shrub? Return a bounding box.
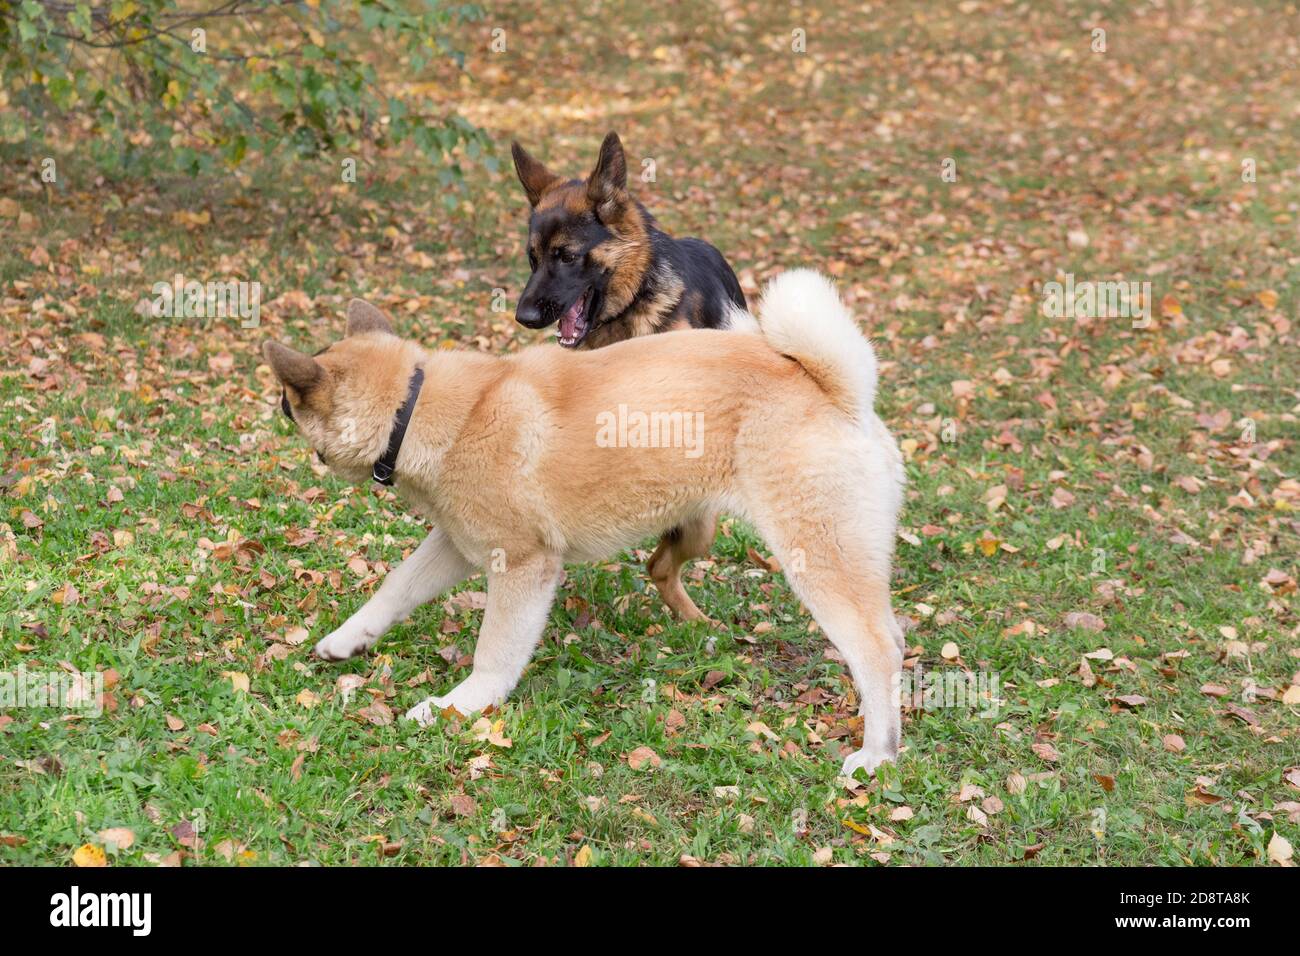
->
[0,0,488,182]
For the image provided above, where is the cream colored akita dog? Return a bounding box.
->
[263,271,906,776]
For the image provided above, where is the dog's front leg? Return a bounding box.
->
[315,527,472,661]
[406,553,562,725]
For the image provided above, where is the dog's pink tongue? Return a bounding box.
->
[560,299,583,340]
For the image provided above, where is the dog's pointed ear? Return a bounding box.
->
[262,340,323,392]
[586,131,627,221]
[512,141,560,207]
[346,298,394,337]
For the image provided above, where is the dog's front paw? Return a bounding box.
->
[314,624,378,662]
[840,746,895,780]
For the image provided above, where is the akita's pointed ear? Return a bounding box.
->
[346,298,394,337]
[511,141,560,207]
[586,131,627,221]
[262,340,323,393]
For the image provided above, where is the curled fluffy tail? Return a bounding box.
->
[756,269,877,422]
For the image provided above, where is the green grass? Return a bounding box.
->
[1,0,1297,866]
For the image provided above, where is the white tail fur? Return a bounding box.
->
[722,302,761,334]
[756,269,877,421]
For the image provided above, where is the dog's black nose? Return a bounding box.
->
[515,301,551,329]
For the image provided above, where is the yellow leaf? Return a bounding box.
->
[222,671,250,693]
[296,689,320,709]
[73,844,107,867]
[573,845,593,867]
[1267,832,1293,866]
[50,583,80,606]
[470,717,511,747]
[1257,289,1279,310]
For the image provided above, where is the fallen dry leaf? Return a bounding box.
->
[449,793,476,817]
[1063,611,1105,632]
[1266,832,1293,866]
[73,844,107,867]
[1031,742,1059,763]
[296,689,321,709]
[222,671,250,694]
[627,746,661,770]
[97,827,135,851]
[470,717,511,747]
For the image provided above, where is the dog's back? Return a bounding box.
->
[499,272,900,545]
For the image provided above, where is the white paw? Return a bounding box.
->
[405,675,514,727]
[314,622,378,661]
[403,690,488,726]
[840,747,895,779]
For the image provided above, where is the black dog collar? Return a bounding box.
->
[371,366,425,486]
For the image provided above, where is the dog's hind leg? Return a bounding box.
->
[315,527,472,661]
[773,539,901,777]
[749,486,903,778]
[647,510,718,622]
[406,553,563,725]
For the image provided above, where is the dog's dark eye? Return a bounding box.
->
[554,248,577,265]
[528,250,538,271]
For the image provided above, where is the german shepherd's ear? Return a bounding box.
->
[346,298,394,337]
[511,141,561,207]
[262,340,323,393]
[586,131,627,222]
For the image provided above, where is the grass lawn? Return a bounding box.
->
[1,0,1297,866]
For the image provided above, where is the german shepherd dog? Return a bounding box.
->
[266,272,906,776]
[510,131,749,623]
[511,131,747,350]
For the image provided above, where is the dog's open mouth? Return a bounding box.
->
[556,290,590,348]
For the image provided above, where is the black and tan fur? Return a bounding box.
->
[511,131,747,350]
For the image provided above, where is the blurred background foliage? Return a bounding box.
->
[0,0,489,186]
